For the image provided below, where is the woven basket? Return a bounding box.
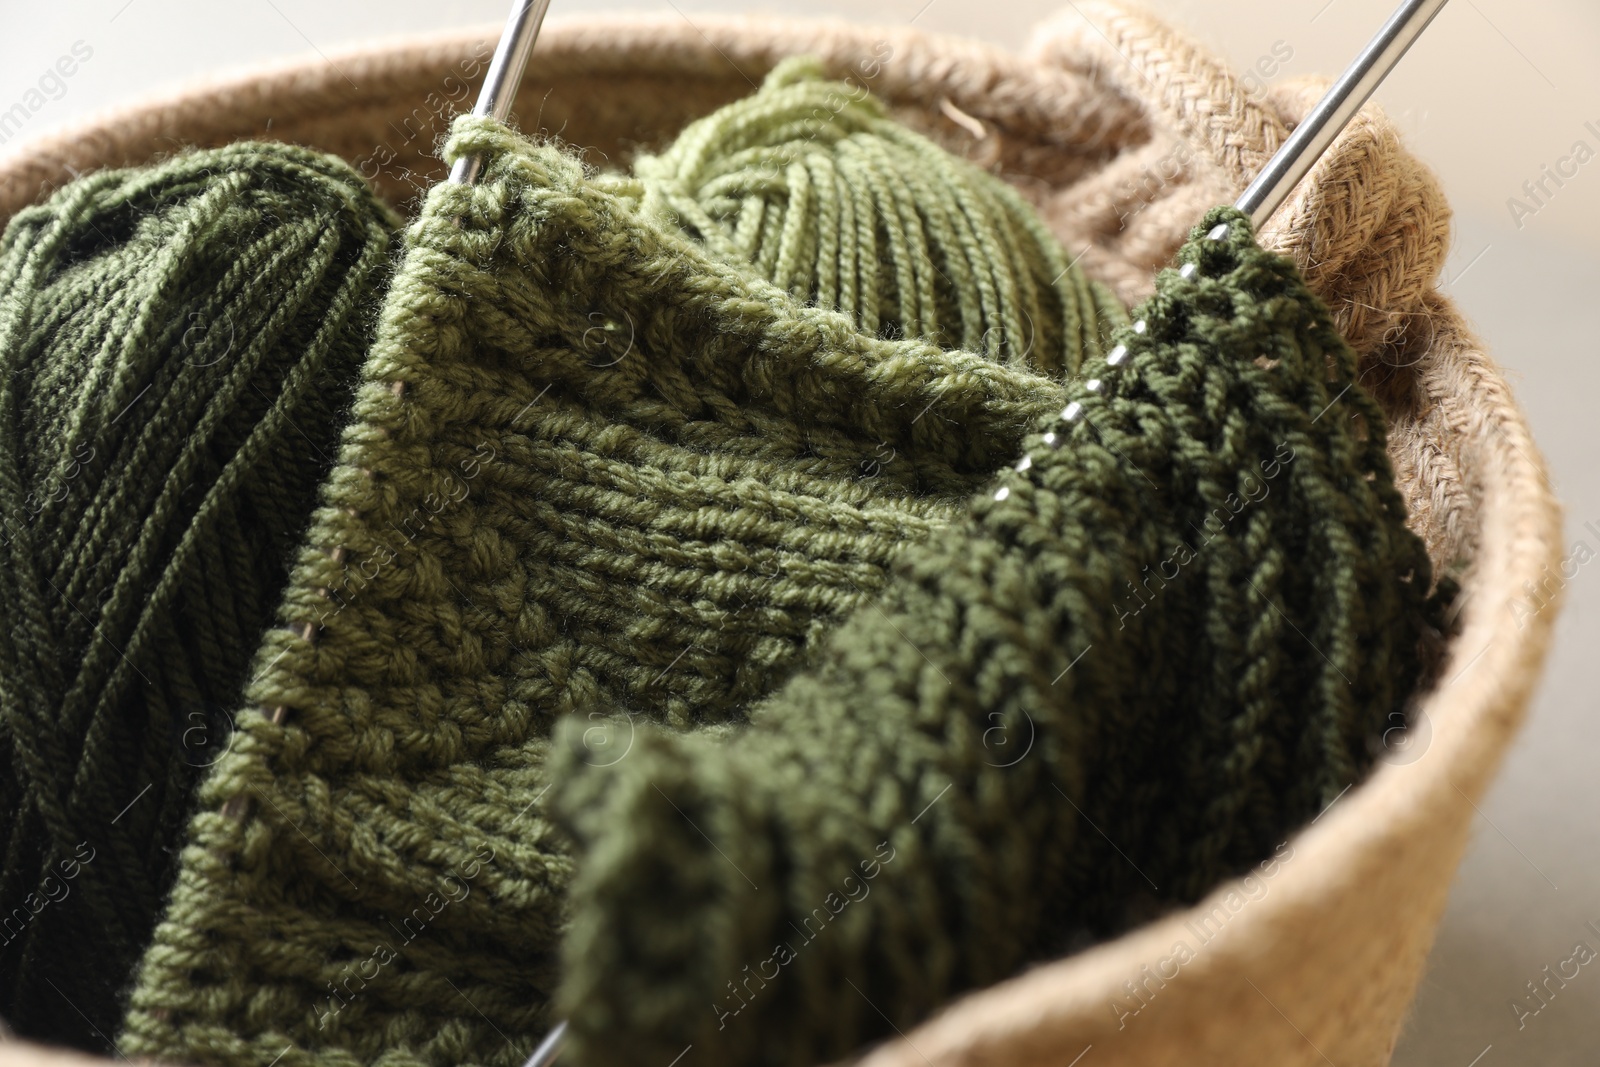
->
[0,3,1564,1065]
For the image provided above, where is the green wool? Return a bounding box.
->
[595,58,1123,371]
[117,117,1098,1067]
[117,108,1442,1067]
[3,60,1121,1052]
[548,208,1445,1067]
[0,144,398,1050]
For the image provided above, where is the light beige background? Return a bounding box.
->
[2,1,1597,1064]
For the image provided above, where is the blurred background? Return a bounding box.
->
[2,1,1596,1063]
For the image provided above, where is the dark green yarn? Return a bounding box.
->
[118,117,1091,1067]
[0,143,399,1049]
[598,57,1123,371]
[106,109,1442,1067]
[548,206,1444,1067]
[2,61,1111,1057]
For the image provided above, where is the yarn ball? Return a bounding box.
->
[0,143,399,1049]
[547,207,1450,1067]
[598,57,1124,374]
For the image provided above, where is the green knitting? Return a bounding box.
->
[3,59,1116,1052]
[548,207,1444,1066]
[109,76,1438,1067]
[118,113,1098,1067]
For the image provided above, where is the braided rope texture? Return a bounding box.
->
[0,145,398,1050]
[0,9,1557,1065]
[600,57,1124,371]
[1029,0,1452,369]
[118,115,1104,1067]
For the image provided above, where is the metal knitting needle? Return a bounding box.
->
[448,0,554,186]
[445,1,1451,1065]
[521,1019,567,1067]
[443,1,569,1062]
[1236,0,1450,228]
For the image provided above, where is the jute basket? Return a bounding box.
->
[0,2,1564,1065]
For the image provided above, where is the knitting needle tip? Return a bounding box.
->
[448,0,555,186]
[521,1019,567,1067]
[1235,0,1450,228]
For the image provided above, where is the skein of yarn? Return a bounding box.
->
[0,143,399,1050]
[599,58,1124,373]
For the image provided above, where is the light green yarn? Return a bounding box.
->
[596,57,1125,372]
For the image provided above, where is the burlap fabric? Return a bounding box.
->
[0,3,1563,1065]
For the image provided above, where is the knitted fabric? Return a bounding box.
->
[112,92,1440,1067]
[0,9,1553,1064]
[548,206,1444,1066]
[119,116,1097,1067]
[0,144,398,1050]
[595,57,1123,371]
[0,51,1126,1049]
[0,62,1119,1050]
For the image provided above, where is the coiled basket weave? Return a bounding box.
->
[0,2,1564,1065]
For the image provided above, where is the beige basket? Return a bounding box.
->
[0,3,1564,1065]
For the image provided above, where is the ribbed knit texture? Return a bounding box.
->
[596,57,1123,371]
[115,114,1440,1067]
[3,58,1119,1049]
[118,115,1100,1067]
[0,144,399,1050]
[548,206,1443,1067]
